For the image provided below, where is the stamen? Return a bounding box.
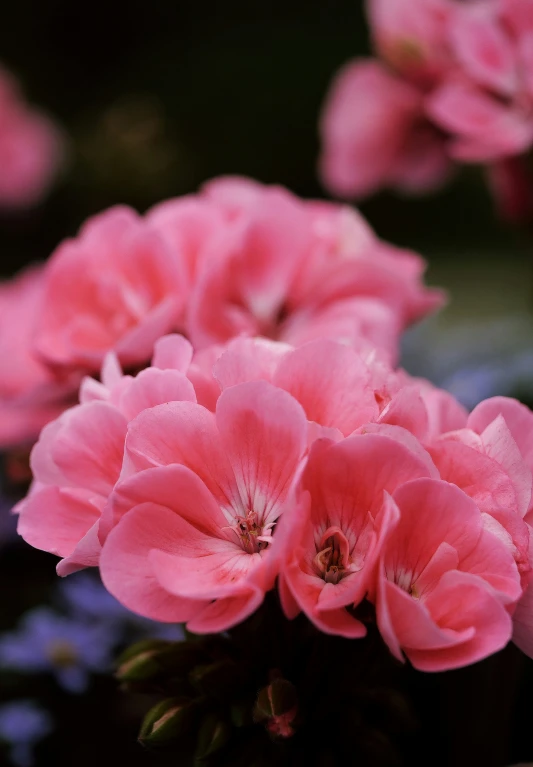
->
[313,526,351,585]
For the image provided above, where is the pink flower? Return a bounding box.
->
[376,478,520,671]
[319,60,450,199]
[367,0,454,86]
[279,433,435,637]
[212,337,432,441]
[34,207,186,372]
[16,335,196,575]
[320,0,533,212]
[0,265,77,449]
[100,381,308,632]
[188,178,444,359]
[427,407,532,591]
[462,396,533,657]
[0,65,63,209]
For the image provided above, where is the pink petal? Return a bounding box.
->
[100,503,209,622]
[118,368,196,421]
[378,386,429,441]
[104,464,230,540]
[122,401,235,508]
[56,521,102,576]
[272,340,378,436]
[214,337,290,390]
[468,396,533,472]
[186,589,265,634]
[319,59,422,198]
[50,401,127,496]
[215,381,308,522]
[391,478,484,565]
[450,5,517,96]
[151,334,193,372]
[17,486,102,559]
[414,571,513,670]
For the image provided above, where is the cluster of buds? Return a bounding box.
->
[115,596,417,767]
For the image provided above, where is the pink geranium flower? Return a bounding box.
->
[100,381,308,632]
[35,207,187,372]
[320,0,533,217]
[188,178,444,360]
[462,396,533,658]
[427,406,533,586]
[279,433,435,638]
[0,265,77,449]
[16,335,196,575]
[212,336,432,441]
[0,65,63,209]
[376,478,520,671]
[319,59,451,199]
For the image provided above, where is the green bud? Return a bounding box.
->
[254,678,298,738]
[230,701,254,728]
[194,713,231,760]
[138,697,196,746]
[189,658,246,699]
[254,678,297,720]
[116,639,172,682]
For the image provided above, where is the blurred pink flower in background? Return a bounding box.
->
[0,65,63,210]
[320,0,533,219]
[0,266,77,450]
[0,177,442,450]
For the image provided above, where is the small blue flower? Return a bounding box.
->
[0,607,118,693]
[59,572,185,642]
[0,700,52,766]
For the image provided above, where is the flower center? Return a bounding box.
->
[313,526,351,585]
[229,510,274,555]
[45,640,78,668]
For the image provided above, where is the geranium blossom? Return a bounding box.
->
[0,65,63,209]
[320,0,533,218]
[100,381,308,633]
[16,335,196,575]
[15,327,533,670]
[279,433,434,638]
[376,478,520,671]
[0,265,77,449]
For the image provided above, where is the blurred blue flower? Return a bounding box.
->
[59,571,185,642]
[401,316,533,410]
[0,700,52,767]
[0,607,117,693]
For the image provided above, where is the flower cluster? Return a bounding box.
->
[0,65,63,210]
[0,176,441,450]
[16,331,533,672]
[320,0,533,217]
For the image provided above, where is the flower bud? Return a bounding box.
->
[254,678,298,738]
[138,697,197,746]
[116,639,173,682]
[194,713,231,760]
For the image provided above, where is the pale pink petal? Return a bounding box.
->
[104,464,230,541]
[320,59,422,198]
[450,5,517,96]
[414,571,513,670]
[272,340,378,435]
[215,381,308,522]
[151,334,194,372]
[118,368,196,421]
[56,521,102,576]
[122,401,235,508]
[50,401,127,496]
[468,396,533,471]
[17,486,102,560]
[100,503,209,622]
